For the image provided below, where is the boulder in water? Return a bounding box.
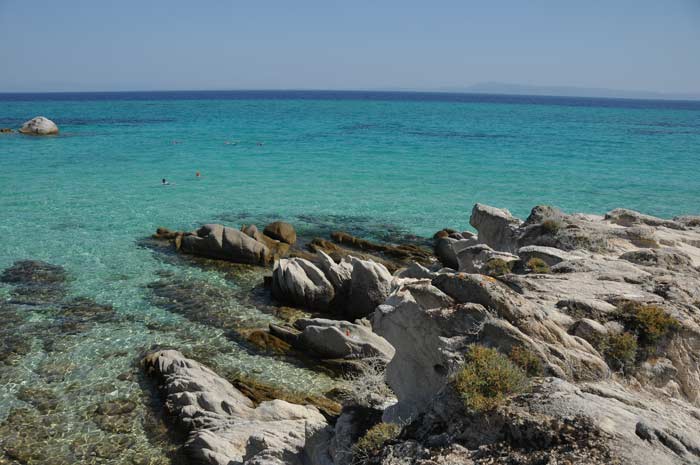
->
[18,116,58,135]
[264,221,297,245]
[181,224,271,265]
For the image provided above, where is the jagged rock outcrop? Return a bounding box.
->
[470,203,523,252]
[143,349,332,465]
[271,255,393,319]
[181,224,272,265]
[18,116,58,135]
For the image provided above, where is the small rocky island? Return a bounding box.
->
[143,204,700,465]
[18,116,59,135]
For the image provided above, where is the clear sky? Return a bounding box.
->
[1,0,699,94]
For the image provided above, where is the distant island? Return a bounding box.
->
[451,82,700,101]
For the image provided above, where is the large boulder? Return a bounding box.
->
[275,318,395,362]
[271,258,335,311]
[142,349,331,465]
[264,221,297,245]
[181,224,271,265]
[18,116,58,135]
[346,257,393,319]
[470,203,522,252]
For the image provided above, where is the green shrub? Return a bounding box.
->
[601,332,638,372]
[353,422,401,458]
[453,345,528,412]
[617,302,680,356]
[541,219,562,235]
[508,346,543,377]
[484,258,513,277]
[526,257,550,274]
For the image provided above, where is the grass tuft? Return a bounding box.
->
[526,257,550,274]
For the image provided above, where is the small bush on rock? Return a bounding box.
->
[617,302,680,357]
[341,357,394,408]
[508,346,543,376]
[601,332,638,373]
[485,258,513,277]
[541,219,562,235]
[352,422,401,460]
[453,345,528,412]
[526,258,550,274]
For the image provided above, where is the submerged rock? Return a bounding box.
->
[142,349,331,465]
[18,116,59,135]
[0,260,67,305]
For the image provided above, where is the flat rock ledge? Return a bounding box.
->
[143,349,332,465]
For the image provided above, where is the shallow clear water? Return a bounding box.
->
[1,91,699,463]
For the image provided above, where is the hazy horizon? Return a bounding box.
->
[1,1,699,96]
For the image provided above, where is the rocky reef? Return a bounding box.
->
[145,203,700,465]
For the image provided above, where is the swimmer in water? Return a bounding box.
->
[196,171,201,178]
[162,178,169,185]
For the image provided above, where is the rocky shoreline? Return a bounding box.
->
[2,203,700,464]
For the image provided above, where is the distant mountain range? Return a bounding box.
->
[442,82,700,101]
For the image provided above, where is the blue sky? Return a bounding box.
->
[1,0,699,93]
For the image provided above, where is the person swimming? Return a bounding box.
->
[162,178,169,185]
[195,171,201,178]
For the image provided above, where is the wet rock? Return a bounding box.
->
[264,221,297,245]
[181,224,271,265]
[142,349,331,465]
[470,203,523,252]
[18,116,59,135]
[330,231,433,265]
[0,127,14,133]
[0,260,67,305]
[244,329,292,354]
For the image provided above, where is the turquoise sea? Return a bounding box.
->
[1,90,699,463]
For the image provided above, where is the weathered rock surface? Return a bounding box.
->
[18,116,59,135]
[271,255,393,319]
[271,258,335,311]
[181,224,271,265]
[470,203,522,252]
[455,243,518,273]
[270,318,395,362]
[517,244,576,266]
[143,349,331,465]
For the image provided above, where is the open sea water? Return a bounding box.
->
[0,90,699,463]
